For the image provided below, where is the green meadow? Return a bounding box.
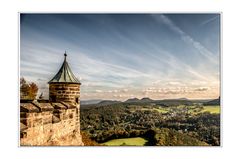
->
[201,106,220,114]
[103,137,147,146]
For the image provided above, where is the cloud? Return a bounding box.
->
[151,14,218,65]
[152,80,161,85]
[21,14,220,100]
[194,87,209,92]
[95,90,103,93]
[122,89,128,92]
[200,15,219,26]
[113,94,123,98]
[167,81,182,86]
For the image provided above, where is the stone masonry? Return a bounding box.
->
[20,53,83,146]
[49,83,80,104]
[49,83,81,132]
[20,100,83,146]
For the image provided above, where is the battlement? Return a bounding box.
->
[20,53,83,146]
[20,100,83,146]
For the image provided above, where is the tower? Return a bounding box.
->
[20,52,83,146]
[48,52,81,133]
[48,52,81,104]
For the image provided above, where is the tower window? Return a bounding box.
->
[75,97,79,103]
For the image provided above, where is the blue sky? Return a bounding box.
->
[20,14,220,100]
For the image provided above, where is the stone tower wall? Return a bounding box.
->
[49,83,81,134]
[49,83,80,104]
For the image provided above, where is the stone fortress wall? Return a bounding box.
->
[20,100,83,146]
[20,53,83,146]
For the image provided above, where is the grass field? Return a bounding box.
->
[153,107,169,113]
[141,105,220,114]
[103,137,147,146]
[201,106,220,114]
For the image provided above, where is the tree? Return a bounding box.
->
[29,82,38,99]
[20,77,29,99]
[20,77,38,100]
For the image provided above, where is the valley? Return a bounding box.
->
[80,98,220,146]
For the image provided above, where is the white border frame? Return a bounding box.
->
[3,0,240,158]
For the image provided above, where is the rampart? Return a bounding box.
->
[20,100,83,146]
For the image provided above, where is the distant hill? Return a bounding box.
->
[97,100,121,106]
[123,97,193,106]
[155,99,193,106]
[125,98,140,103]
[190,99,213,103]
[140,97,154,103]
[203,97,220,106]
[161,98,190,101]
[82,97,217,107]
[81,99,102,105]
[177,98,189,100]
[125,97,154,103]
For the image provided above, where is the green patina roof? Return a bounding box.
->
[48,53,80,84]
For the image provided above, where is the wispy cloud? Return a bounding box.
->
[200,15,219,26]
[20,14,220,100]
[151,14,219,65]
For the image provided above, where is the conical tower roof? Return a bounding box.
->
[48,52,80,84]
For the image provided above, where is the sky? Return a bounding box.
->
[20,14,220,101]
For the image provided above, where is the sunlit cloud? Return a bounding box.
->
[194,87,209,91]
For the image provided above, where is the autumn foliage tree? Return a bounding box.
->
[20,77,39,100]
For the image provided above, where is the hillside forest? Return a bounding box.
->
[80,98,220,146]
